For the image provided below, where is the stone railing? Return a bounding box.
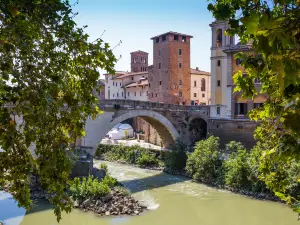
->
[98,99,209,112]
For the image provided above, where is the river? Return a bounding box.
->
[0,160,298,225]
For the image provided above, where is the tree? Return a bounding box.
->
[207,0,300,214]
[0,0,117,221]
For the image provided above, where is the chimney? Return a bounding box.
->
[196,67,199,71]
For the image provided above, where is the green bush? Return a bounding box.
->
[100,163,108,172]
[224,141,245,153]
[136,151,159,167]
[114,186,130,196]
[286,161,300,198]
[186,136,221,183]
[165,139,189,171]
[223,146,251,189]
[101,175,118,188]
[70,176,110,200]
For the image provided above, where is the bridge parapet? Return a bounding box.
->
[98,99,210,113]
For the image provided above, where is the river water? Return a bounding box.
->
[0,160,299,225]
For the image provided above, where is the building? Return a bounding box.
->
[148,32,193,104]
[131,50,148,72]
[94,79,105,100]
[209,20,266,119]
[209,20,267,149]
[190,68,211,105]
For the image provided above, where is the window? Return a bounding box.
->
[147,91,148,96]
[202,93,205,98]
[155,93,158,97]
[159,63,161,69]
[113,93,114,97]
[178,63,182,69]
[179,92,182,97]
[122,92,123,97]
[128,92,129,97]
[217,60,221,66]
[141,67,143,71]
[179,80,182,85]
[237,125,244,129]
[178,49,182,55]
[159,81,162,85]
[152,93,153,97]
[134,92,136,96]
[201,78,206,91]
[194,93,197,97]
[230,36,234,45]
[216,28,222,47]
[140,92,142,96]
[194,81,197,87]
[217,106,220,115]
[182,36,186,42]
[105,76,108,83]
[113,82,114,86]
[235,103,248,115]
[133,58,136,63]
[254,103,264,108]
[162,35,166,41]
[217,80,221,86]
[131,77,134,81]
[120,82,121,86]
[254,78,261,84]
[149,83,151,87]
[159,49,161,56]
[174,35,178,41]
[117,93,119,97]
[236,58,242,66]
[156,37,159,43]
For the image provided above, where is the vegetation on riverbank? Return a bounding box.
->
[95,144,165,168]
[69,165,146,216]
[96,137,300,203]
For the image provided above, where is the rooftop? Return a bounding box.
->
[151,31,193,40]
[130,50,149,54]
[125,79,149,88]
[190,68,210,76]
[113,71,148,79]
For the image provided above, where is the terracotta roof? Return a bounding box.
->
[151,31,193,40]
[190,68,210,76]
[125,79,149,88]
[113,71,148,79]
[130,50,149,54]
[103,71,127,76]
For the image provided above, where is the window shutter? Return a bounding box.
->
[235,103,238,115]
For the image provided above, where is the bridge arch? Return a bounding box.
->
[81,110,180,155]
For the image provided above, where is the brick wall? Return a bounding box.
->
[130,51,148,73]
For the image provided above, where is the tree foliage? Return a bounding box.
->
[186,136,221,183]
[207,0,300,213]
[0,0,116,220]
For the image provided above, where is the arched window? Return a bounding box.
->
[216,28,222,47]
[201,78,206,91]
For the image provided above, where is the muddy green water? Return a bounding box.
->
[1,160,299,225]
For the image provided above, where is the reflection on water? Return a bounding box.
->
[1,160,299,225]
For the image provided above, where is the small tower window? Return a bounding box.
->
[156,37,159,43]
[217,80,221,87]
[217,60,221,66]
[162,35,166,42]
[159,63,161,69]
[201,78,206,91]
[159,81,162,85]
[178,49,182,55]
[216,28,223,47]
[194,93,197,97]
[179,80,182,85]
[182,36,186,42]
[174,35,178,41]
[159,49,161,56]
[178,63,182,69]
[217,107,221,115]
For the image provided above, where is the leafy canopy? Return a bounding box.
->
[207,0,300,214]
[0,0,116,221]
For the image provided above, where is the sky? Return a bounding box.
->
[73,0,215,78]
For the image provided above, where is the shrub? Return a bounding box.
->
[114,186,130,196]
[286,161,300,198]
[70,176,110,200]
[248,142,268,192]
[186,136,221,183]
[165,139,189,171]
[101,175,118,188]
[223,142,251,189]
[100,163,108,172]
[136,151,159,167]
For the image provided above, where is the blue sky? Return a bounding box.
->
[73,0,214,77]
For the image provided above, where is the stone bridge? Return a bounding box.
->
[79,100,209,155]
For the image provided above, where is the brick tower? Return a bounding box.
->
[130,50,149,73]
[148,32,193,104]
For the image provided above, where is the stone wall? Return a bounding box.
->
[208,118,257,150]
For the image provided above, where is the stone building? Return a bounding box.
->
[148,32,193,105]
[94,79,106,100]
[190,68,211,105]
[209,20,267,149]
[130,50,148,72]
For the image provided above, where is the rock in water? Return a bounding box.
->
[105,211,110,216]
